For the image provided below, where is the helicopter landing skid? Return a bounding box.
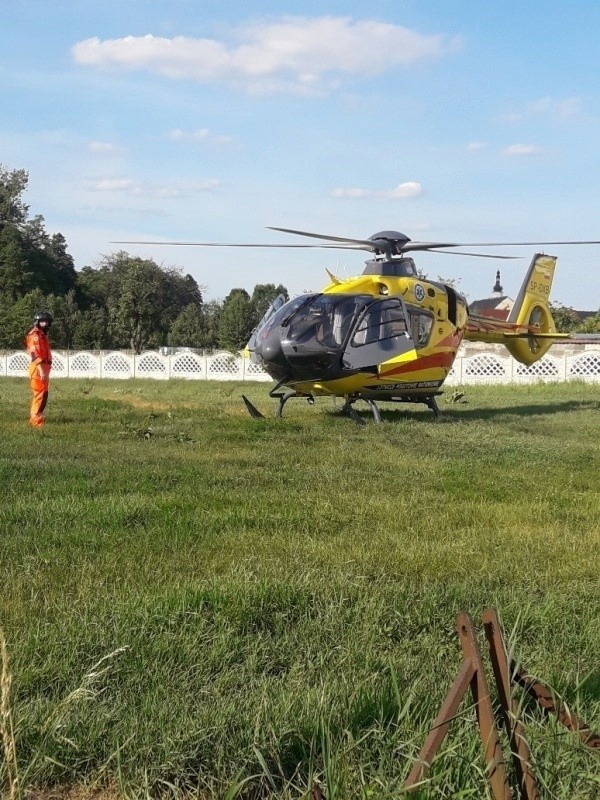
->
[274,390,297,418]
[425,395,441,418]
[242,394,265,419]
[341,396,379,425]
[241,386,302,419]
[390,393,443,418]
[341,393,443,424]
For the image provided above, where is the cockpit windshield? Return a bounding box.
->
[286,294,370,349]
[253,293,372,351]
[252,293,319,349]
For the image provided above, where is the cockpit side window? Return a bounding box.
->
[407,307,434,348]
[343,298,414,370]
[351,299,407,347]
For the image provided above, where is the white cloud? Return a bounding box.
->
[555,97,582,118]
[89,141,123,154]
[94,178,135,191]
[91,177,220,197]
[332,181,423,199]
[72,17,459,94]
[504,143,543,156]
[167,128,234,145]
[502,96,582,123]
[169,128,209,141]
[466,141,486,152]
[388,181,423,198]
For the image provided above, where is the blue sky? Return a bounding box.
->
[2,0,600,308]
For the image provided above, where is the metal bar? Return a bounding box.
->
[241,395,265,419]
[275,389,297,418]
[403,658,475,790]
[483,608,539,800]
[457,612,512,800]
[365,398,382,423]
[512,663,600,750]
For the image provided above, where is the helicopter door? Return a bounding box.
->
[342,298,414,369]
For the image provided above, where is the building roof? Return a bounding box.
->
[468,270,513,319]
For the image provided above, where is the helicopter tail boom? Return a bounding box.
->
[465,253,569,365]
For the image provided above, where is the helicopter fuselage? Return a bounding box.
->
[250,257,469,402]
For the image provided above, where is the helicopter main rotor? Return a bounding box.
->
[111,227,600,260]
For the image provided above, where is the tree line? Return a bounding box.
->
[1,164,598,354]
[0,165,288,353]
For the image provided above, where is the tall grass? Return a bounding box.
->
[0,378,598,798]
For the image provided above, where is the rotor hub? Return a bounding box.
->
[367,231,411,257]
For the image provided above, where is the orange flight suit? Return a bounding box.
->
[25,326,52,427]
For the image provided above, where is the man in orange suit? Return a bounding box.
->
[25,310,53,427]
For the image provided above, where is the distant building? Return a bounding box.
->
[468,271,513,320]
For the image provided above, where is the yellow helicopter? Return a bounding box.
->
[240,226,597,422]
[115,227,599,422]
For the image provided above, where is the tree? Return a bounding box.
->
[0,224,33,298]
[104,253,171,353]
[168,303,206,347]
[551,303,582,333]
[89,251,204,353]
[0,166,77,301]
[218,288,254,351]
[0,164,29,227]
[201,300,222,350]
[51,290,81,349]
[0,288,48,348]
[72,305,110,350]
[577,311,600,333]
[77,264,113,309]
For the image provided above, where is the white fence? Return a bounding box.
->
[0,350,271,382]
[1,345,599,384]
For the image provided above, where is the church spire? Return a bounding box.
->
[492,270,503,294]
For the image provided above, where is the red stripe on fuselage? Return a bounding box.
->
[437,330,463,349]
[380,350,456,377]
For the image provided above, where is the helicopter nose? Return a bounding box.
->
[255,330,288,379]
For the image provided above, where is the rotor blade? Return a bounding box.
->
[110,240,367,249]
[402,241,459,252]
[266,226,376,248]
[270,231,600,249]
[429,240,600,248]
[426,250,522,259]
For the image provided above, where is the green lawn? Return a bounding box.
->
[0,377,599,799]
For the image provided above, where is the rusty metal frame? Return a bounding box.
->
[405,608,598,800]
[511,663,600,751]
[404,612,511,799]
[483,608,540,800]
[403,657,475,789]
[457,612,512,800]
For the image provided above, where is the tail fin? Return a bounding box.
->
[504,253,558,365]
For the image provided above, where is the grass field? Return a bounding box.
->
[0,376,599,799]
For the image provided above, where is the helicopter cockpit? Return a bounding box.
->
[249,292,423,383]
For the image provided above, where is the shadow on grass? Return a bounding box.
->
[325,399,598,424]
